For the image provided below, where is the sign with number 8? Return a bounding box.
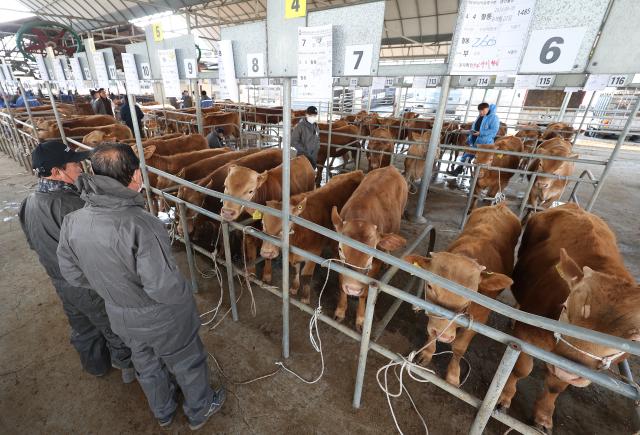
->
[246,53,264,77]
[285,0,306,18]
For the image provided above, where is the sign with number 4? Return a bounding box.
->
[285,0,306,19]
[343,44,373,76]
[246,53,265,77]
[183,58,197,78]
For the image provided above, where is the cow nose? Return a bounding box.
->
[342,284,363,296]
[221,208,236,220]
[429,327,454,343]
[261,248,278,259]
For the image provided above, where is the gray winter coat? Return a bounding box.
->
[291,118,320,167]
[56,174,196,338]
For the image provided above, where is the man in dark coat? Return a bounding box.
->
[56,143,225,429]
[291,105,320,168]
[120,96,145,138]
[92,88,114,116]
[19,140,134,381]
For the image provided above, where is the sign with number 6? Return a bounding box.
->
[519,27,587,73]
[246,53,265,77]
[343,44,373,76]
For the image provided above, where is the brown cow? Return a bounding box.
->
[542,122,575,141]
[331,166,408,330]
[141,146,230,187]
[121,132,182,144]
[341,110,367,123]
[261,171,365,303]
[316,124,361,184]
[405,203,520,386]
[63,124,132,140]
[527,137,577,211]
[82,130,117,147]
[472,136,524,208]
[61,115,116,128]
[156,148,261,191]
[177,148,283,242]
[140,134,208,155]
[497,204,639,432]
[515,123,541,152]
[404,130,433,186]
[404,117,435,140]
[367,128,394,171]
[202,112,241,138]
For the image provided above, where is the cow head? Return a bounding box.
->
[547,249,640,386]
[260,197,306,260]
[404,252,512,343]
[221,164,268,221]
[475,145,499,179]
[332,206,406,297]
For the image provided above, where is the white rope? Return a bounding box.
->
[199,226,225,326]
[240,226,258,317]
[376,313,471,435]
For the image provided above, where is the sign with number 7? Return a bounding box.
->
[285,0,306,18]
[343,44,373,76]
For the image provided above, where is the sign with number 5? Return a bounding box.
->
[519,27,587,73]
[343,44,373,76]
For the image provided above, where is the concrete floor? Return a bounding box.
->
[0,141,639,434]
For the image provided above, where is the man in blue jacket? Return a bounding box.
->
[448,102,499,176]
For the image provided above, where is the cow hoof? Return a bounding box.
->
[262,274,272,284]
[290,287,299,296]
[496,403,509,413]
[534,423,552,434]
[333,313,345,323]
[355,322,363,333]
[445,375,460,388]
[301,297,311,305]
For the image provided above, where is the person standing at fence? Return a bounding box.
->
[19,140,134,382]
[181,90,193,108]
[92,88,114,116]
[206,127,226,148]
[291,105,320,168]
[120,96,145,138]
[448,102,500,176]
[200,90,213,109]
[56,143,225,429]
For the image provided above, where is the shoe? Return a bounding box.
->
[188,387,227,431]
[158,410,176,428]
[121,367,136,384]
[447,166,464,177]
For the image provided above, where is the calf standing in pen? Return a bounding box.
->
[471,136,523,210]
[331,166,408,331]
[527,137,577,212]
[220,156,316,283]
[405,203,520,386]
[404,130,434,188]
[260,171,365,304]
[497,204,640,433]
[366,127,395,171]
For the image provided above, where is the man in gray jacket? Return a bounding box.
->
[19,140,133,381]
[291,105,320,168]
[56,143,225,429]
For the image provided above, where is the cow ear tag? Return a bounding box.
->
[252,210,263,220]
[413,262,421,268]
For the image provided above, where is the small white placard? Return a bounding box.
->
[633,73,640,84]
[476,76,491,86]
[246,53,264,77]
[513,75,539,89]
[426,76,439,87]
[34,54,50,81]
[297,25,333,100]
[349,78,358,89]
[607,75,627,87]
[520,27,587,73]
[385,77,394,87]
[83,66,91,80]
[140,62,151,80]
[218,40,239,101]
[157,49,181,98]
[495,74,511,85]
[1,63,13,82]
[412,76,428,89]
[52,58,67,83]
[69,57,87,92]
[535,75,555,88]
[584,74,610,91]
[343,44,373,76]
[371,76,386,89]
[92,52,110,88]
[564,87,581,93]
[121,53,141,95]
[183,58,197,78]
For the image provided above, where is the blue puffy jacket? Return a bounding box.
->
[468,103,500,146]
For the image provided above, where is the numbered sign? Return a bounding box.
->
[412,77,428,88]
[246,53,265,77]
[584,74,610,91]
[535,75,555,88]
[426,76,439,87]
[343,44,373,76]
[34,54,50,80]
[121,53,141,95]
[107,65,117,80]
[285,0,306,19]
[371,77,386,89]
[83,66,91,80]
[349,78,358,89]
[385,78,394,87]
[608,75,627,87]
[140,62,151,80]
[476,76,490,87]
[183,58,197,78]
[519,27,587,73]
[514,75,539,89]
[152,23,164,41]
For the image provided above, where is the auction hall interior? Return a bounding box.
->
[1,0,639,434]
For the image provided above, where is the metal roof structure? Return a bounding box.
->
[2,0,457,60]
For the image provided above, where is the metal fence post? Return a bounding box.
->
[411,75,451,223]
[127,93,157,215]
[468,343,522,435]
[573,92,596,146]
[586,95,640,211]
[325,94,334,181]
[221,221,239,321]
[16,80,38,149]
[519,173,537,219]
[353,282,379,408]
[557,91,572,122]
[194,78,204,135]
[463,88,474,123]
[0,86,27,167]
[460,163,482,229]
[45,81,69,149]
[177,201,199,293]
[281,77,292,359]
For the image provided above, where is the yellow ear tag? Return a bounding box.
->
[413,262,421,268]
[252,210,263,220]
[555,263,565,279]
[496,153,504,159]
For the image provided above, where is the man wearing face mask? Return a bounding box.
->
[19,140,134,381]
[56,143,225,429]
[291,105,320,168]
